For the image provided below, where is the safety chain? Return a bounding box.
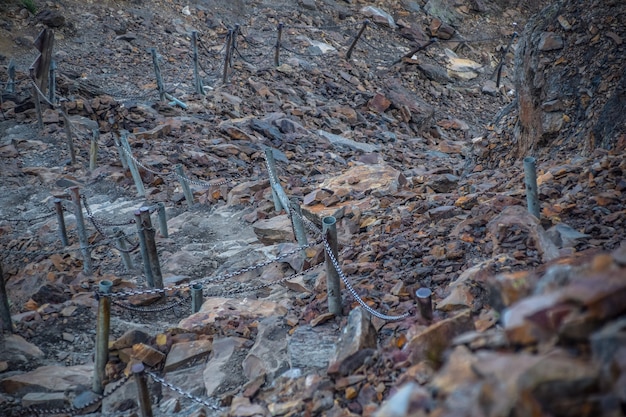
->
[81,194,141,253]
[1,240,113,257]
[0,210,56,223]
[16,374,129,416]
[322,235,411,321]
[146,370,221,410]
[109,294,191,313]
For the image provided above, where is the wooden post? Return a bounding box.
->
[69,187,93,275]
[150,48,166,101]
[132,363,154,417]
[89,128,99,171]
[0,263,14,334]
[31,28,54,95]
[54,198,69,246]
[192,31,204,95]
[92,280,111,394]
[323,216,342,316]
[140,207,163,289]
[134,210,154,287]
[274,23,283,67]
[346,20,369,59]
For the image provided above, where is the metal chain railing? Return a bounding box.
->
[0,210,56,223]
[146,370,221,411]
[109,294,191,313]
[81,194,140,253]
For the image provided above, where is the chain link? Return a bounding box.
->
[146,371,221,410]
[1,240,112,257]
[0,210,56,223]
[110,294,190,313]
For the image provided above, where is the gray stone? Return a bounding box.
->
[538,32,564,51]
[252,214,294,245]
[418,63,452,84]
[204,337,249,396]
[424,0,462,25]
[591,318,626,367]
[22,392,68,408]
[327,307,377,376]
[288,324,338,370]
[242,316,289,381]
[0,365,92,395]
[360,6,397,28]
[0,334,44,366]
[374,382,429,417]
[317,130,381,153]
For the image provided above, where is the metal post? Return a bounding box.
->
[135,210,154,287]
[93,280,112,394]
[524,156,540,219]
[191,31,204,95]
[156,202,168,238]
[191,283,203,314]
[69,187,93,275]
[150,48,165,101]
[174,164,194,206]
[54,198,69,246]
[274,23,283,67]
[222,30,232,84]
[6,59,15,93]
[322,216,342,316]
[89,128,99,171]
[119,131,145,197]
[48,60,56,104]
[32,85,43,130]
[264,148,283,212]
[140,207,163,289]
[415,287,433,322]
[230,24,240,68]
[61,106,76,165]
[113,133,128,170]
[0,263,14,334]
[346,20,369,59]
[290,198,307,248]
[114,229,133,271]
[132,363,153,417]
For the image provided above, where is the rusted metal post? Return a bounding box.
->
[415,287,433,322]
[290,198,307,248]
[140,207,163,289]
[61,106,76,165]
[54,198,69,246]
[69,186,92,275]
[113,133,128,170]
[323,216,342,316]
[191,31,204,95]
[230,24,240,68]
[264,148,283,213]
[119,131,145,197]
[114,229,133,271]
[274,23,283,67]
[222,29,233,84]
[93,280,112,394]
[89,128,99,171]
[346,20,369,59]
[191,283,203,314]
[132,363,153,417]
[524,156,540,219]
[0,263,14,334]
[150,47,165,101]
[156,202,168,238]
[174,164,194,206]
[135,209,154,287]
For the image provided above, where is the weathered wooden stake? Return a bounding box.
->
[140,207,163,289]
[524,156,540,219]
[89,128,99,171]
[69,186,93,275]
[92,280,111,394]
[132,363,153,417]
[0,263,14,334]
[135,210,154,287]
[119,131,145,197]
[150,48,166,101]
[191,31,204,95]
[61,106,76,165]
[54,198,69,246]
[274,23,283,67]
[346,20,369,59]
[175,164,194,206]
[323,216,342,316]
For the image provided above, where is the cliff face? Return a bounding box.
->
[484,0,625,165]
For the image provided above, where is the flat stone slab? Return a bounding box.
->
[0,364,92,395]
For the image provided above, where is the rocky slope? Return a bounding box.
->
[0,0,625,416]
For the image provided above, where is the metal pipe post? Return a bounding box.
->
[524,156,540,219]
[54,198,69,246]
[114,229,133,271]
[191,283,203,314]
[113,133,128,170]
[32,85,43,130]
[222,30,232,84]
[191,31,204,95]
[322,216,342,316]
[132,363,154,417]
[0,263,14,334]
[140,207,163,289]
[264,148,283,212]
[290,198,308,248]
[415,287,433,322]
[135,210,154,287]
[230,24,240,68]
[92,280,112,394]
[174,164,194,206]
[69,187,93,275]
[48,60,56,104]
[6,59,15,93]
[274,23,283,67]
[346,20,369,59]
[150,48,165,101]
[61,107,76,165]
[156,202,168,238]
[89,128,99,171]
[119,131,145,197]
